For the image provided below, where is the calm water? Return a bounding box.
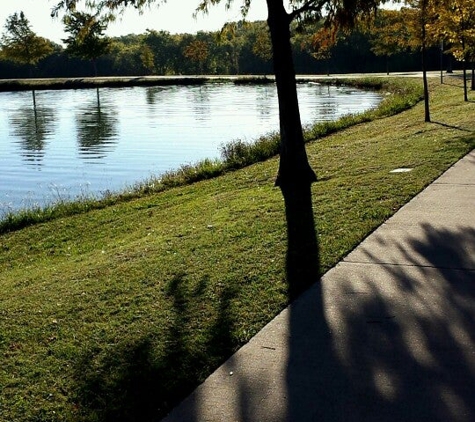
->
[0,83,381,212]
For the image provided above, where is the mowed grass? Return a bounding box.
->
[1,77,474,422]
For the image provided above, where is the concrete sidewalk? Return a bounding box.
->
[162,151,475,422]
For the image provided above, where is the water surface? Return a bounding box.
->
[0,83,382,212]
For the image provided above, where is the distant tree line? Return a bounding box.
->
[0,13,453,79]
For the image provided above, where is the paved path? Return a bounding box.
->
[162,150,475,422]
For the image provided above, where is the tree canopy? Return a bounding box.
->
[0,12,53,70]
[364,9,408,73]
[62,11,111,75]
[431,0,475,99]
[51,0,390,190]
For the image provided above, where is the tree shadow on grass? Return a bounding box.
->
[70,186,475,421]
[71,273,238,422]
[152,180,327,422]
[441,75,466,87]
[432,121,474,133]
[68,179,329,422]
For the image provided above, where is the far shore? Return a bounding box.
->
[0,71,450,92]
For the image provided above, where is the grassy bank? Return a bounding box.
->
[0,77,422,234]
[0,78,474,421]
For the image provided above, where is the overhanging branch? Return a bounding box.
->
[289,0,327,22]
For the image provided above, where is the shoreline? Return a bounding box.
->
[0,76,212,92]
[0,71,451,92]
[1,78,473,421]
[0,77,423,233]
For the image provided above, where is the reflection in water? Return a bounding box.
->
[189,85,211,122]
[145,86,173,106]
[255,85,276,118]
[76,88,118,159]
[0,83,382,212]
[318,101,339,120]
[9,90,56,166]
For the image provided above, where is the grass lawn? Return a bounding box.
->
[0,77,474,422]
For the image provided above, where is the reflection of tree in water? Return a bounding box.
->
[188,85,211,122]
[255,84,277,118]
[76,88,118,159]
[318,101,339,121]
[314,85,338,121]
[145,86,170,106]
[10,90,55,166]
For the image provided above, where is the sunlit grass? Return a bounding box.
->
[0,77,474,421]
[0,77,422,234]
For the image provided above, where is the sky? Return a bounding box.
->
[0,0,399,45]
[0,0,269,45]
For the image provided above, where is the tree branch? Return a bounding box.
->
[289,0,327,22]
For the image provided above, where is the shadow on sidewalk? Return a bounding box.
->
[295,223,475,421]
[69,196,475,421]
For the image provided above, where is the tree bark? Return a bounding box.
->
[440,41,444,84]
[463,60,468,101]
[420,7,430,124]
[422,44,431,123]
[266,0,316,188]
[471,63,474,91]
[462,40,468,101]
[420,0,430,123]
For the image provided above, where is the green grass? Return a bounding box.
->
[0,77,474,422]
[0,77,422,234]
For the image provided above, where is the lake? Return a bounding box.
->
[0,82,382,213]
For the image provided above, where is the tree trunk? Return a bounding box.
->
[463,60,468,101]
[471,63,474,91]
[447,54,453,73]
[440,41,444,84]
[420,0,430,123]
[266,0,316,188]
[422,44,431,123]
[462,40,468,101]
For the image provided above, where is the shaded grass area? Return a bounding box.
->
[0,77,422,234]
[0,79,474,421]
